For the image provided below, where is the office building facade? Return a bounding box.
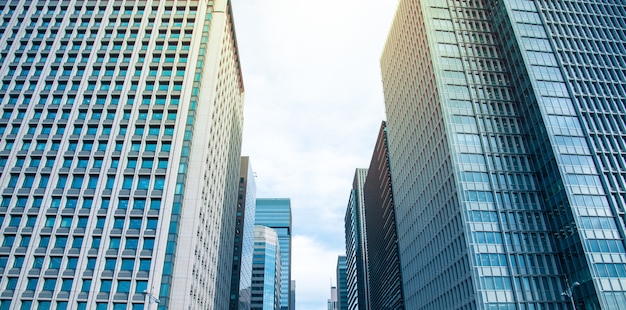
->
[344,169,369,310]
[336,256,348,310]
[0,0,245,309]
[230,157,257,310]
[362,122,404,310]
[381,0,626,309]
[289,280,295,310]
[255,198,292,310]
[251,226,281,310]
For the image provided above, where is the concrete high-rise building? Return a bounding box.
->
[251,226,281,310]
[381,0,626,309]
[362,122,404,310]
[255,198,292,310]
[336,256,348,310]
[230,157,257,310]
[344,169,369,310]
[0,0,245,309]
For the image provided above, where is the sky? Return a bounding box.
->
[231,0,399,309]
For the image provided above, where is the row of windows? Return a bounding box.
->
[0,214,158,232]
[1,233,154,251]
[0,195,162,211]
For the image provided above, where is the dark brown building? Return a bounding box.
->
[363,121,404,310]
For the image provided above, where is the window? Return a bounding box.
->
[129,218,142,229]
[122,175,134,189]
[137,176,150,190]
[66,257,78,269]
[12,256,24,268]
[150,199,161,210]
[105,258,116,271]
[61,279,73,292]
[91,237,101,249]
[139,259,151,271]
[72,237,83,248]
[43,279,56,291]
[109,237,120,249]
[54,237,68,248]
[81,280,92,292]
[100,280,112,293]
[142,238,153,250]
[49,257,62,269]
[146,219,158,230]
[39,237,50,247]
[60,216,73,228]
[32,256,45,268]
[5,277,18,290]
[26,278,38,290]
[2,235,15,247]
[117,280,131,293]
[20,236,30,247]
[125,238,138,250]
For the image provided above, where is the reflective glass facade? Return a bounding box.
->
[0,0,245,309]
[344,169,369,310]
[251,226,281,310]
[255,198,292,310]
[230,157,257,310]
[381,0,626,309]
[336,256,348,310]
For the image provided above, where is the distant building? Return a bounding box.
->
[363,122,404,309]
[344,169,369,310]
[230,157,257,310]
[381,0,626,309]
[290,280,296,310]
[256,199,292,310]
[0,0,245,309]
[336,256,348,310]
[251,226,281,310]
[328,286,338,310]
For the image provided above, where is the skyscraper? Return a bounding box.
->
[381,0,626,309]
[336,256,348,310]
[251,226,281,310]
[290,280,296,310]
[255,198,292,310]
[230,157,257,310]
[344,169,369,310]
[362,122,404,310]
[328,286,338,310]
[0,0,245,309]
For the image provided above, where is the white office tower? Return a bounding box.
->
[0,0,245,309]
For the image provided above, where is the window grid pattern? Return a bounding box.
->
[441,2,568,309]
[255,199,293,310]
[381,0,474,308]
[343,170,369,310]
[0,0,245,309]
[500,1,626,309]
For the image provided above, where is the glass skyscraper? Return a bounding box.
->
[230,157,257,310]
[0,0,245,309]
[344,168,369,310]
[336,256,348,310]
[255,198,292,310]
[251,226,281,310]
[381,0,625,309]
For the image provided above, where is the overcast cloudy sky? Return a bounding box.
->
[231,0,398,309]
